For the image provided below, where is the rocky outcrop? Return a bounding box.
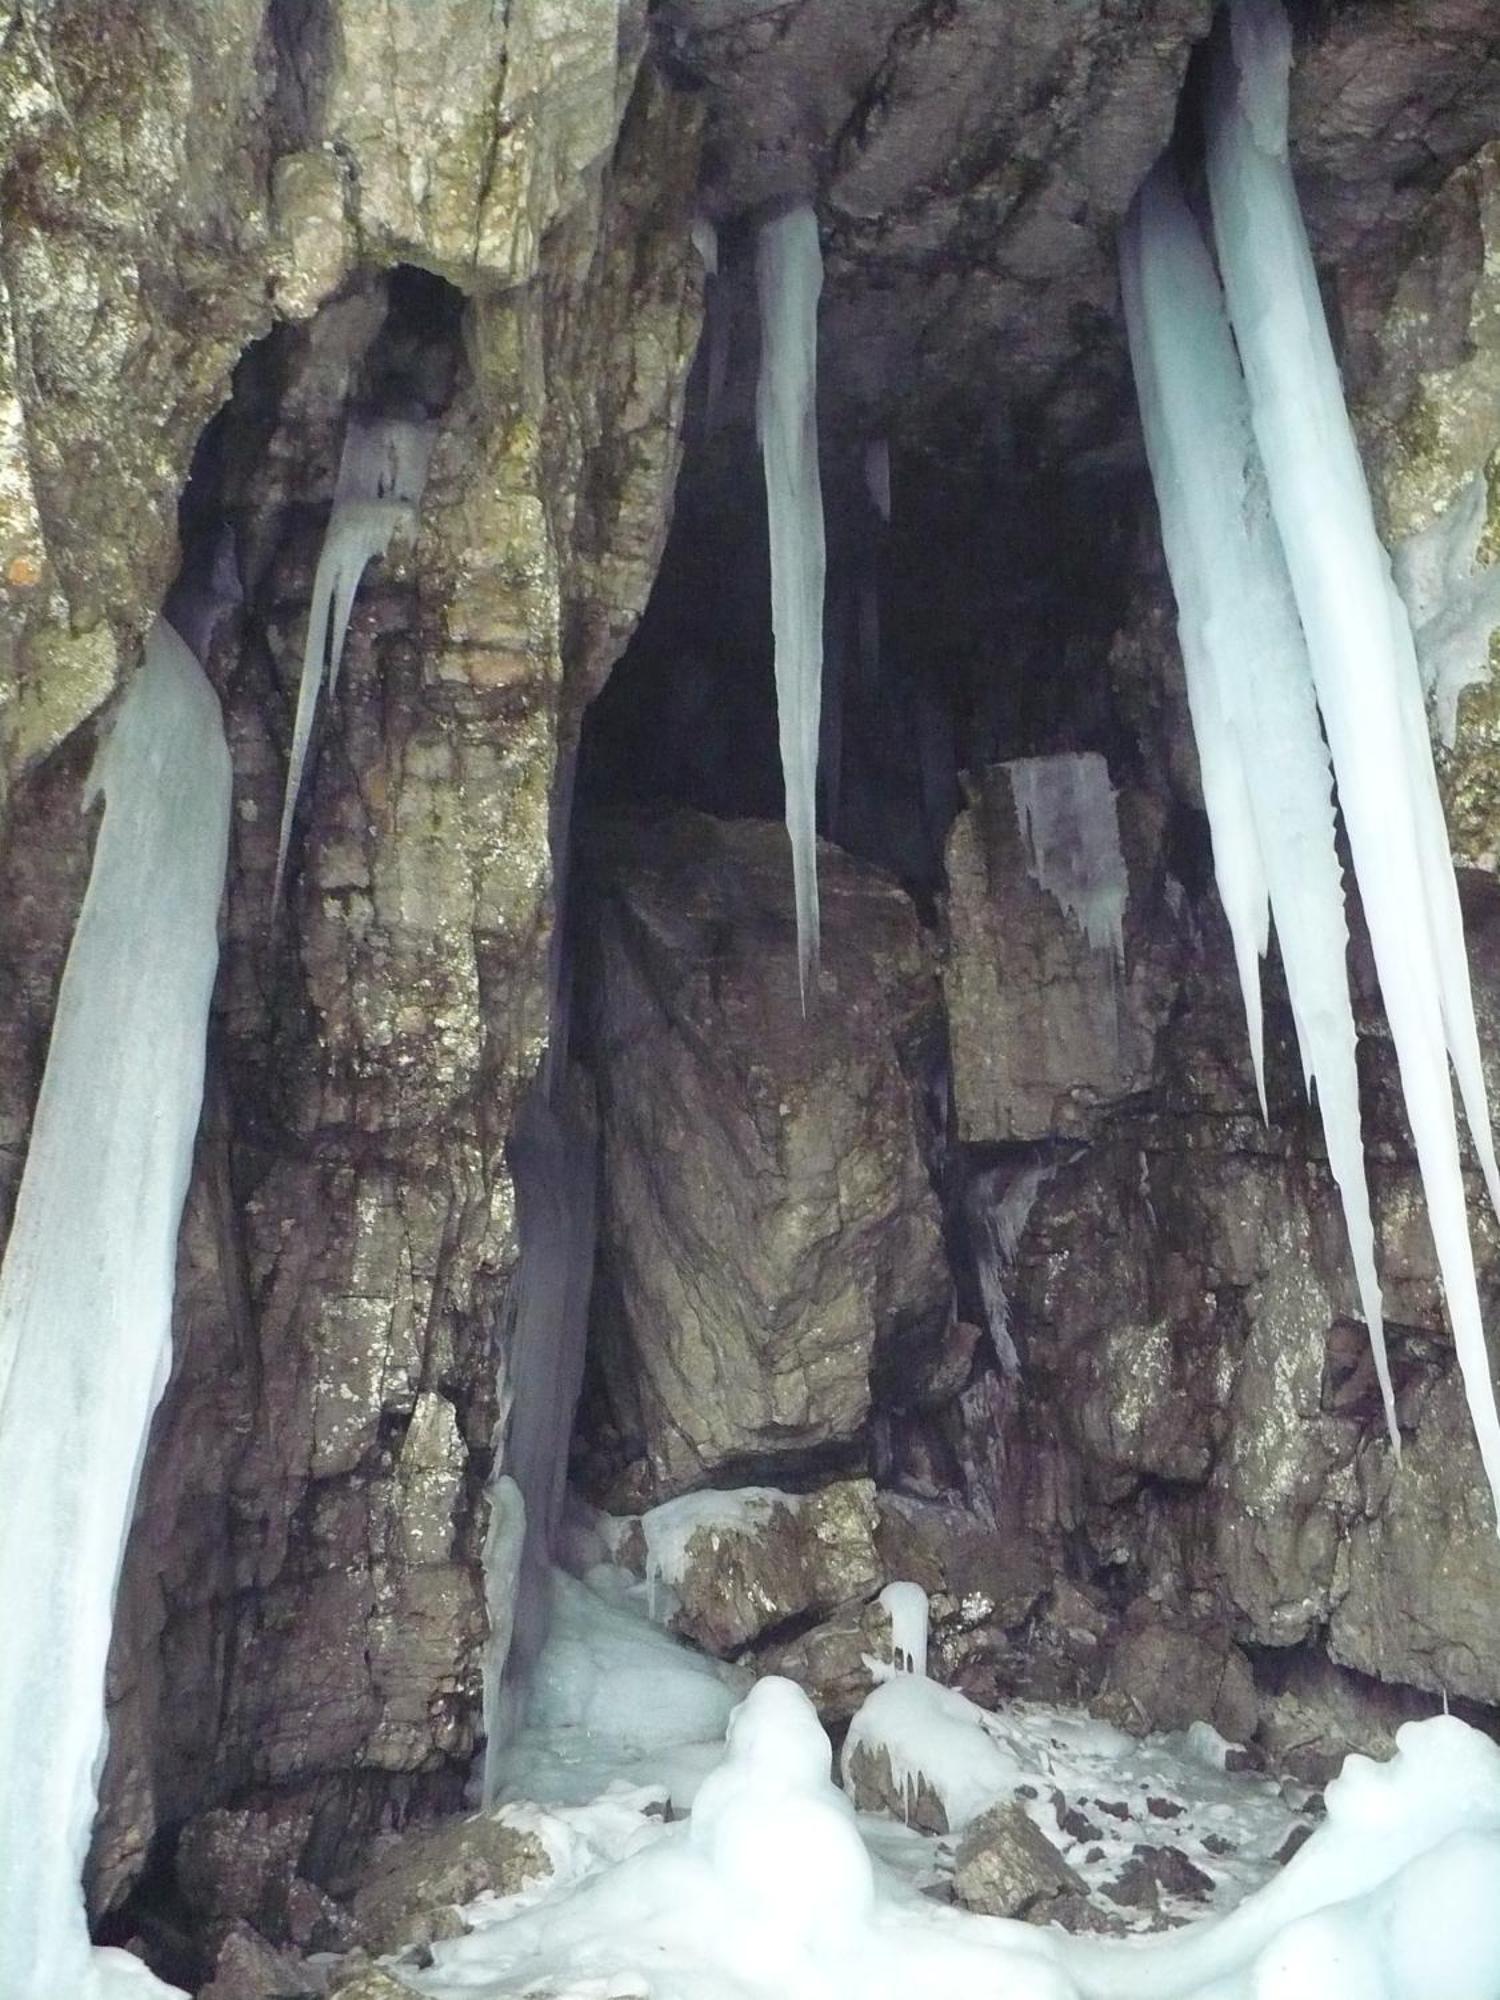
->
[345,1815,551,1958]
[942,763,1177,1143]
[0,4,710,1922]
[995,883,1500,1715]
[582,813,952,1497]
[0,0,673,821]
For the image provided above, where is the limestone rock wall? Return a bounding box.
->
[0,0,704,1916]
[579,812,953,1501]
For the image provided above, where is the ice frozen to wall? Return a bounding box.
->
[0,620,231,2000]
[1201,0,1500,1512]
[1006,753,1128,963]
[1121,158,1394,1441]
[273,414,435,911]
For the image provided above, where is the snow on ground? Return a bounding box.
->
[844,1668,1308,1930]
[364,1566,1500,2000]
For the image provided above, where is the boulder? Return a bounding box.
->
[346,1815,551,1957]
[199,1924,313,2000]
[951,1802,1086,1919]
[625,1480,882,1656]
[583,814,952,1494]
[755,1597,894,1726]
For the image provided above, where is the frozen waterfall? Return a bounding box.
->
[1121,158,1396,1442]
[756,203,827,1008]
[1121,0,1500,1509]
[273,414,435,912]
[0,619,231,1999]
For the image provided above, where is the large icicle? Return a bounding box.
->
[273,415,434,911]
[756,203,827,1007]
[0,619,231,2000]
[1121,159,1395,1438]
[1207,0,1500,1510]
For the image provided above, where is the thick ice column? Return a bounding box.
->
[756,203,827,1007]
[0,620,231,1999]
[1121,160,1395,1439]
[1207,0,1500,1510]
[273,415,434,911]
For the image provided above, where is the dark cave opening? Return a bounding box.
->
[574,228,1160,912]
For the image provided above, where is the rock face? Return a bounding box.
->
[0,0,672,820]
[1357,140,1500,872]
[0,0,705,1920]
[582,813,952,1496]
[997,886,1500,1714]
[943,764,1175,1143]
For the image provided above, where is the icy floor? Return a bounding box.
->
[372,1569,1500,2000]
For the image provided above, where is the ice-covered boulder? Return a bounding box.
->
[620,1479,882,1656]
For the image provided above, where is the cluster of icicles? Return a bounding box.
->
[1124,0,1500,1511]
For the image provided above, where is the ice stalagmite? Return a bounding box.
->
[1207,0,1500,1509]
[756,204,827,1007]
[0,619,231,2000]
[1121,160,1395,1439]
[273,415,434,911]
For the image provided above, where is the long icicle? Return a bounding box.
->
[273,416,434,914]
[1121,159,1395,1441]
[756,203,827,1008]
[1207,0,1500,1512]
[0,619,231,1999]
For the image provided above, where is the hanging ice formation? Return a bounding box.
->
[1120,159,1395,1438]
[1122,0,1500,1507]
[965,1160,1054,1376]
[1005,752,1128,962]
[1392,472,1500,750]
[272,414,435,911]
[480,751,599,1802]
[756,203,827,1007]
[0,618,231,1999]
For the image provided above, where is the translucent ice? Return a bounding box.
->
[1206,0,1500,1511]
[756,204,827,1006]
[1122,158,1394,1438]
[273,414,434,911]
[0,620,230,1999]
